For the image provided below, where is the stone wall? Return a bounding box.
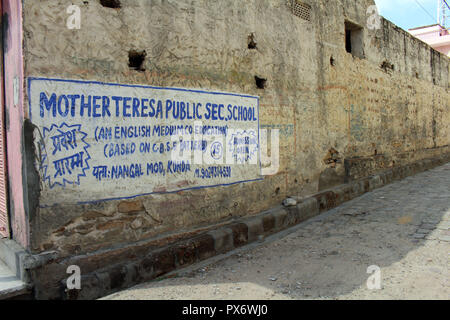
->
[21,0,449,260]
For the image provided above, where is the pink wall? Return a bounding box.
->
[409,25,450,57]
[2,0,27,248]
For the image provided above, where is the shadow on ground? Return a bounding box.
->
[103,164,450,300]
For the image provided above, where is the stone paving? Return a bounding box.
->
[103,163,450,300]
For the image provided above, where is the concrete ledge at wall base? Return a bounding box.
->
[0,239,32,284]
[0,240,34,299]
[0,259,30,300]
[27,153,450,300]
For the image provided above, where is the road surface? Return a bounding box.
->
[103,163,450,300]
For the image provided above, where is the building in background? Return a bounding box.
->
[409,24,450,56]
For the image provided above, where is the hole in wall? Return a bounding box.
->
[323,147,342,168]
[381,60,394,73]
[330,56,336,66]
[345,29,352,54]
[248,33,257,49]
[345,21,364,59]
[275,187,280,195]
[100,0,121,8]
[255,76,267,89]
[128,50,146,72]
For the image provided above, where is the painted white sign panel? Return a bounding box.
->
[28,78,261,206]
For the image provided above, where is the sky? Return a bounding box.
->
[374,0,443,30]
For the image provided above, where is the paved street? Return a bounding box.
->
[103,163,450,300]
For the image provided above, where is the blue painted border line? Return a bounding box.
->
[36,177,265,208]
[28,77,263,207]
[27,77,260,121]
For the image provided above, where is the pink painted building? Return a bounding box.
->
[409,24,450,57]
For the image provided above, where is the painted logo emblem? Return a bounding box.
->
[210,141,223,160]
[228,130,258,164]
[39,123,91,188]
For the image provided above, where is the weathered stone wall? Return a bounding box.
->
[21,0,449,259]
